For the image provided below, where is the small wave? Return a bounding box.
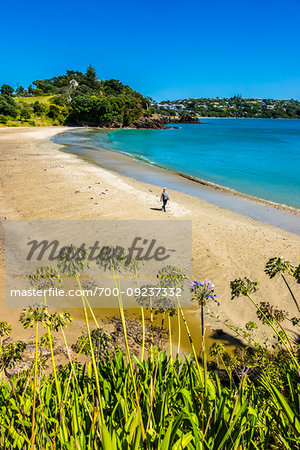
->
[132,154,156,164]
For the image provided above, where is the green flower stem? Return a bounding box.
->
[43,295,62,406]
[37,389,52,445]
[200,304,208,397]
[146,350,161,432]
[276,320,296,354]
[177,301,203,386]
[134,266,145,362]
[111,266,146,441]
[159,311,166,348]
[83,293,100,328]
[150,307,154,360]
[60,326,102,440]
[201,304,204,341]
[176,303,181,358]
[168,313,173,360]
[247,293,300,370]
[60,327,87,403]
[42,297,68,443]
[30,321,39,448]
[220,354,233,389]
[140,306,145,361]
[281,274,300,313]
[75,276,105,425]
[47,325,68,441]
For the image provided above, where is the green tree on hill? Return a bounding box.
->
[15,86,28,97]
[31,79,55,95]
[33,101,46,115]
[1,84,14,96]
[12,67,150,126]
[85,65,99,89]
[0,96,18,117]
[101,79,125,96]
[51,95,67,107]
[68,95,94,124]
[20,108,31,120]
[47,104,60,119]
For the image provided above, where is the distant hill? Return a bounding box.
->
[157,96,300,119]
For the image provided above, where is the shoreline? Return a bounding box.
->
[52,128,300,235]
[0,126,299,351]
[176,171,300,215]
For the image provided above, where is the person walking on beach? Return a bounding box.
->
[160,188,169,212]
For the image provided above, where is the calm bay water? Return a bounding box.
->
[105,119,300,208]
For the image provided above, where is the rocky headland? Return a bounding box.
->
[130,114,204,129]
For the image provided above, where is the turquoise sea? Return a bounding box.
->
[107,119,300,208]
[53,119,300,209]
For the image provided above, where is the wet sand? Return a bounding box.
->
[0,126,299,354]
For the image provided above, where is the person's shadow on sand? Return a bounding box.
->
[150,207,163,211]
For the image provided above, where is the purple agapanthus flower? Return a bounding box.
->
[191,280,220,306]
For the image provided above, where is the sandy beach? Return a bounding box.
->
[0,126,299,352]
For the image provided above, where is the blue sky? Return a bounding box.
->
[1,0,299,100]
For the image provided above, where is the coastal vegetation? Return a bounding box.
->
[0,66,152,128]
[1,67,299,129]
[0,252,299,448]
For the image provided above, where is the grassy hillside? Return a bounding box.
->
[14,95,54,105]
[0,66,152,128]
[0,95,57,127]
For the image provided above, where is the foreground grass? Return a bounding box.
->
[0,348,299,449]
